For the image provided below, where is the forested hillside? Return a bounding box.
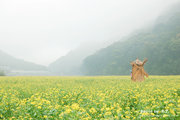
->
[48,40,117,75]
[0,50,47,71]
[82,5,180,75]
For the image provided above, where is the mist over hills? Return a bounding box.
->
[82,4,180,75]
[48,40,118,75]
[1,2,180,76]
[0,50,49,76]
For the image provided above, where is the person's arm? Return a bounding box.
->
[142,58,148,66]
[143,70,149,77]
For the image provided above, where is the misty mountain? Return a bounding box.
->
[82,4,180,75]
[0,50,47,72]
[48,40,118,75]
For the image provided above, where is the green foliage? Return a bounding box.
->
[82,9,180,75]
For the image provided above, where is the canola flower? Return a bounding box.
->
[0,76,179,119]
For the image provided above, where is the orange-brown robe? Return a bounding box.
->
[130,58,148,82]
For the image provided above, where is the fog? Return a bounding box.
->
[0,0,178,65]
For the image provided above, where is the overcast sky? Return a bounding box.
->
[0,0,179,65]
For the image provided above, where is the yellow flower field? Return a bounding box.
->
[0,76,179,119]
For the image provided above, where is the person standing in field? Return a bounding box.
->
[130,58,148,82]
